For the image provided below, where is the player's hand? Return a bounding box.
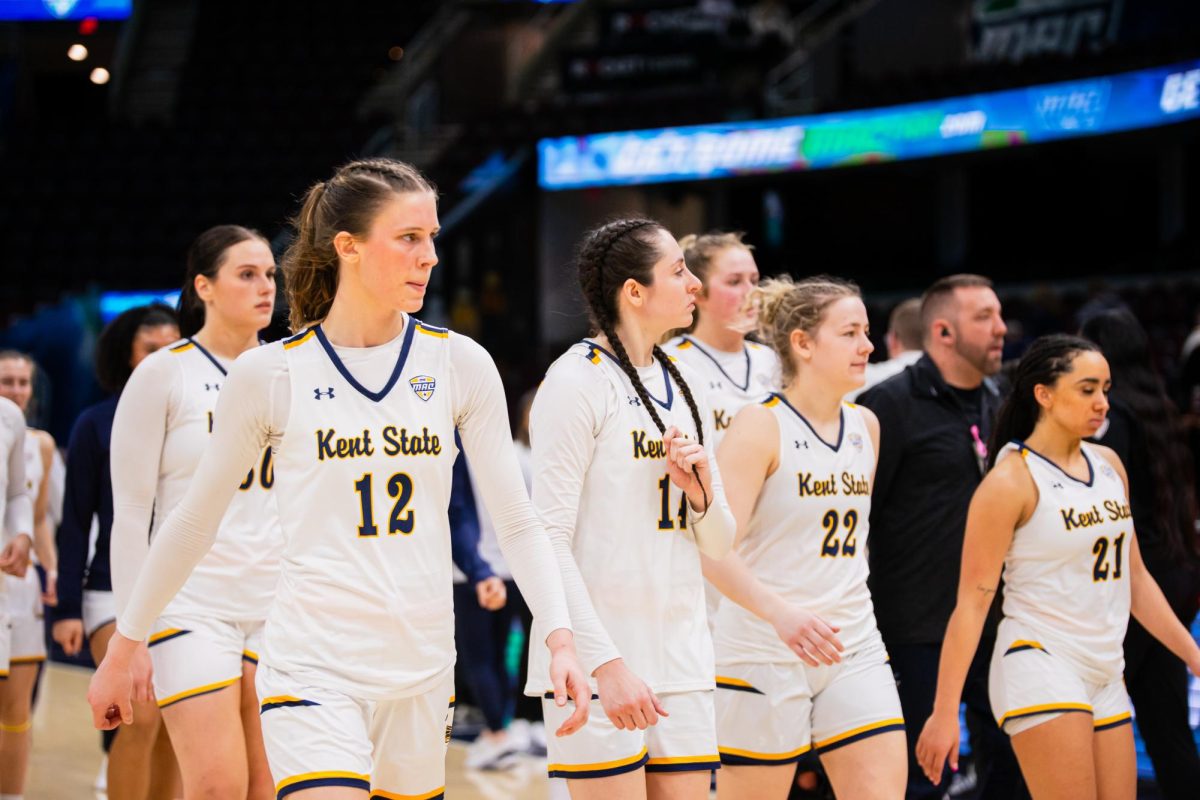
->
[547,629,590,737]
[0,534,32,577]
[88,633,138,729]
[915,708,960,786]
[475,576,507,611]
[769,603,843,667]
[594,658,668,731]
[664,425,713,512]
[130,641,155,705]
[53,618,85,656]
[42,569,58,606]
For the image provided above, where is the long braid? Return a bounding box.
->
[577,216,711,519]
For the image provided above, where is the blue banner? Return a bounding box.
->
[539,60,1200,190]
[0,0,131,21]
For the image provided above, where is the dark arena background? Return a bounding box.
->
[2,1,1200,798]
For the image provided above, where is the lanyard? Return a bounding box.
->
[970,424,988,475]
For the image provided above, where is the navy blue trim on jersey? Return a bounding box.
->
[1012,440,1095,487]
[581,340,674,411]
[680,335,752,391]
[314,321,416,403]
[772,393,844,452]
[187,337,229,376]
[644,758,721,773]
[542,692,600,701]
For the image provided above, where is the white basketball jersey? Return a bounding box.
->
[529,341,714,694]
[154,339,281,620]
[267,320,458,699]
[0,399,23,556]
[663,335,779,446]
[22,433,41,498]
[714,396,879,664]
[999,441,1132,684]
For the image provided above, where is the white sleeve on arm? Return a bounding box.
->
[110,354,177,617]
[3,402,32,541]
[115,347,287,641]
[689,389,735,559]
[528,358,622,674]
[451,334,571,637]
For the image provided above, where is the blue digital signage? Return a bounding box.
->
[99,290,179,323]
[539,60,1200,190]
[0,0,131,21]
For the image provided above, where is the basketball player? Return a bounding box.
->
[916,335,1200,798]
[105,226,281,799]
[0,351,58,800]
[704,277,905,799]
[528,217,736,799]
[662,232,779,446]
[0,395,33,692]
[89,159,590,800]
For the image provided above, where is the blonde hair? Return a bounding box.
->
[750,275,861,386]
[282,158,437,331]
[678,231,754,334]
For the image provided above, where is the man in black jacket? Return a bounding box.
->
[859,274,1025,798]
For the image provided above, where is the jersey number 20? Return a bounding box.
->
[354,473,415,537]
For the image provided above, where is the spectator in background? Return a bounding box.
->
[857,274,1025,798]
[850,297,922,400]
[451,390,545,770]
[51,304,181,800]
[1081,309,1200,800]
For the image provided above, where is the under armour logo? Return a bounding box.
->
[710,381,723,390]
[795,440,809,450]
[204,383,220,391]
[628,396,641,406]
[314,387,335,400]
[1052,482,1064,490]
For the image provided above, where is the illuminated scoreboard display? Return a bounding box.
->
[539,59,1200,190]
[0,0,131,20]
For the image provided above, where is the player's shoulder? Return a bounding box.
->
[662,334,692,353]
[542,341,612,389]
[129,338,190,382]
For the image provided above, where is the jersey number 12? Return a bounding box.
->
[355,473,415,537]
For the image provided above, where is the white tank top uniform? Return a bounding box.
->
[662,335,778,446]
[113,317,572,800]
[111,338,282,710]
[989,441,1134,736]
[530,340,727,780]
[712,396,904,765]
[663,334,779,634]
[6,434,47,664]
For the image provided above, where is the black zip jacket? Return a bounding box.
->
[857,353,1003,645]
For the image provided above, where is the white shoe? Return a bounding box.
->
[464,732,521,771]
[507,719,533,755]
[528,720,548,757]
[95,755,108,792]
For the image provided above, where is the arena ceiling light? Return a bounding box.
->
[89,67,110,84]
[67,43,88,61]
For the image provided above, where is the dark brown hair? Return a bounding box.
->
[177,225,269,337]
[95,305,179,394]
[576,217,705,448]
[920,273,994,338]
[283,158,437,330]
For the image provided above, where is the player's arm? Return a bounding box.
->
[666,378,735,559]
[1096,446,1200,675]
[916,454,1032,784]
[0,402,33,573]
[91,349,279,729]
[32,431,57,573]
[701,403,843,666]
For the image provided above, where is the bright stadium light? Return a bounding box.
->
[67,43,87,61]
[90,67,110,84]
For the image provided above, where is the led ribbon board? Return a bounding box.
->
[538,60,1200,190]
[0,0,131,20]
